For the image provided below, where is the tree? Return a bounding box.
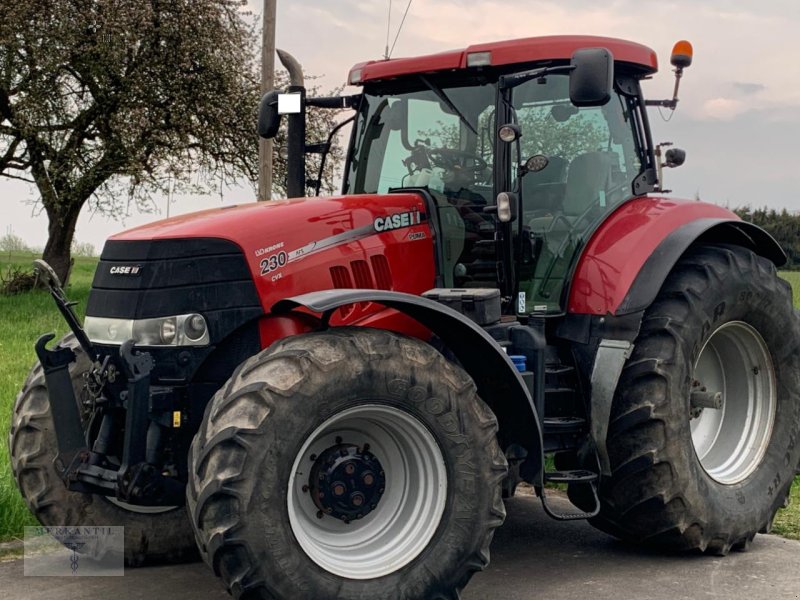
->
[1,0,343,285]
[0,0,259,282]
[735,206,800,270]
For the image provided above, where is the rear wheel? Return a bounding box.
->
[583,244,800,554]
[8,334,197,566]
[188,327,507,599]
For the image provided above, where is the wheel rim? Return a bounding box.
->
[690,321,776,485]
[287,404,447,579]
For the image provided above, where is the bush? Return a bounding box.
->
[0,265,37,295]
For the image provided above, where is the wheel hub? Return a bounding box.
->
[309,441,385,523]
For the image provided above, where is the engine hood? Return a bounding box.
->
[107,193,436,313]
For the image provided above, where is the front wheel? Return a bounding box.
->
[188,327,507,600]
[583,244,800,554]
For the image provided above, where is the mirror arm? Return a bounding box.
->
[306,94,362,110]
[645,98,678,109]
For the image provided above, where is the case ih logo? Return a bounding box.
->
[374,210,423,233]
[109,265,142,276]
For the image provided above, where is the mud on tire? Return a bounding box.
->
[8,334,197,566]
[582,244,800,555]
[188,327,507,600]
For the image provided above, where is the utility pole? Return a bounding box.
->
[258,0,277,201]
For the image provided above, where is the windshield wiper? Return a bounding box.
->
[419,75,478,136]
[499,64,574,90]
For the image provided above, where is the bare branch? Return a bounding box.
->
[0,171,35,183]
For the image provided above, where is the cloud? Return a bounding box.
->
[700,97,747,120]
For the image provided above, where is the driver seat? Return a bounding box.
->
[563,151,611,219]
[528,151,611,240]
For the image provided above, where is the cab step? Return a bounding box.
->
[544,469,598,484]
[538,467,602,521]
[542,416,587,433]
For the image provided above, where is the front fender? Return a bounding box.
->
[273,289,544,481]
[568,198,786,316]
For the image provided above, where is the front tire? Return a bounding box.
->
[188,327,507,600]
[587,244,800,554]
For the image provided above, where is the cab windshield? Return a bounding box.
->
[344,73,646,310]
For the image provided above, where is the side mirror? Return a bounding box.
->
[569,48,614,107]
[258,90,281,139]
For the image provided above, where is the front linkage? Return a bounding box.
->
[32,260,185,506]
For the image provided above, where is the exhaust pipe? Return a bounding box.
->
[277,49,306,198]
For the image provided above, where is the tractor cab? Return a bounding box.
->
[262,36,666,314]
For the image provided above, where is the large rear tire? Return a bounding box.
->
[583,244,800,554]
[9,334,197,566]
[188,327,507,600]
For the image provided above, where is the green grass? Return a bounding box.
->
[0,256,797,542]
[0,253,97,542]
[773,271,800,539]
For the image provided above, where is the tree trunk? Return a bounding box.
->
[42,203,81,287]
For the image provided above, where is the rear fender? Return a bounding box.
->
[569,198,786,316]
[273,289,544,481]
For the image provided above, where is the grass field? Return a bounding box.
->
[0,254,798,543]
[0,253,96,541]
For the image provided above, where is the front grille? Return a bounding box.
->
[87,238,262,343]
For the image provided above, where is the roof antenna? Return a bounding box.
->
[384,0,392,60]
[388,0,413,59]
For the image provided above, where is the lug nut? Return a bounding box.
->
[363,472,374,486]
[345,463,355,475]
[333,484,346,497]
[351,493,365,507]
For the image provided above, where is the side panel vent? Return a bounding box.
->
[370,255,393,290]
[330,265,353,289]
[350,260,374,289]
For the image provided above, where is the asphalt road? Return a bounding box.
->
[1,493,798,600]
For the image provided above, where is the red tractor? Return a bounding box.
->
[10,35,800,599]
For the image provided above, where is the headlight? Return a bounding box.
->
[85,314,210,347]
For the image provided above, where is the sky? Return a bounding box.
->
[3,0,800,250]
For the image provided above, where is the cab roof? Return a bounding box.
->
[349,35,658,85]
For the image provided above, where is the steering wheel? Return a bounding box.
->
[427,148,488,174]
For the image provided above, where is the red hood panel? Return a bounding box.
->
[111,194,436,314]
